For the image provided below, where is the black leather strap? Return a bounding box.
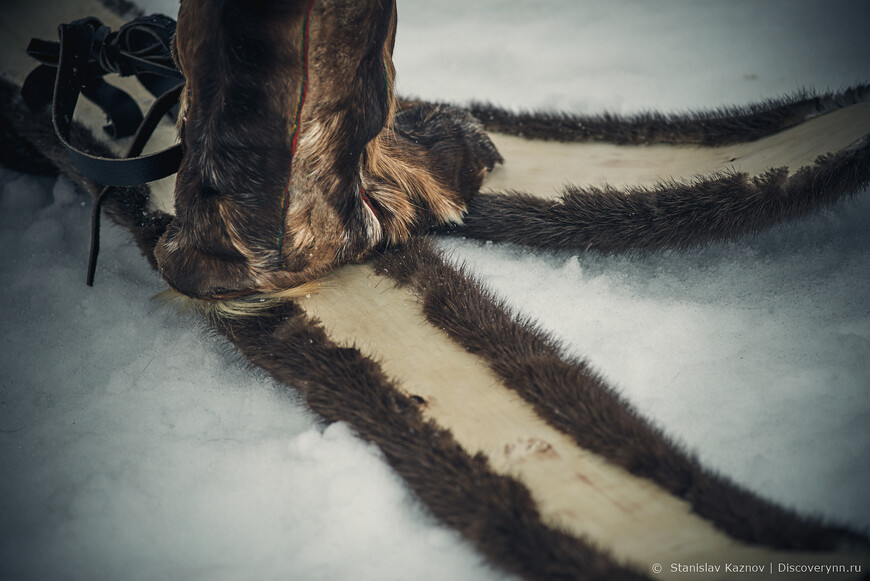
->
[86,83,184,286]
[23,15,186,285]
[23,16,184,186]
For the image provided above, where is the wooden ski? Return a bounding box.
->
[2,1,869,579]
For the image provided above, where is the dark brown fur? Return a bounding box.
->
[155,0,311,299]
[156,0,500,300]
[0,79,171,271]
[448,141,870,253]
[436,84,870,146]
[210,289,651,581]
[373,237,870,552]
[0,103,59,177]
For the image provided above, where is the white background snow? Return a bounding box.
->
[2,1,869,579]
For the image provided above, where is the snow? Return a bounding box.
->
[2,1,869,579]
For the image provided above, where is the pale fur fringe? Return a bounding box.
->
[156,282,320,318]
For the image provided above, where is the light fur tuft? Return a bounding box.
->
[156,282,320,318]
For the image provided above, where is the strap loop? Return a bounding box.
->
[44,17,185,186]
[23,14,186,284]
[23,15,183,138]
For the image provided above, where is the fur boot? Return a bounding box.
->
[155,0,501,300]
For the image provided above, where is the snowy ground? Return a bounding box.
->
[2,1,869,580]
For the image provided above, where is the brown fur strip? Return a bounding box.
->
[210,296,651,581]
[449,142,870,254]
[400,84,870,146]
[0,101,58,177]
[372,237,870,552]
[0,78,649,581]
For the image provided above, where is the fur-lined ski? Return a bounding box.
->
[2,1,870,579]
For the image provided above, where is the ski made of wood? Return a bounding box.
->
[2,1,869,579]
[482,101,870,193]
